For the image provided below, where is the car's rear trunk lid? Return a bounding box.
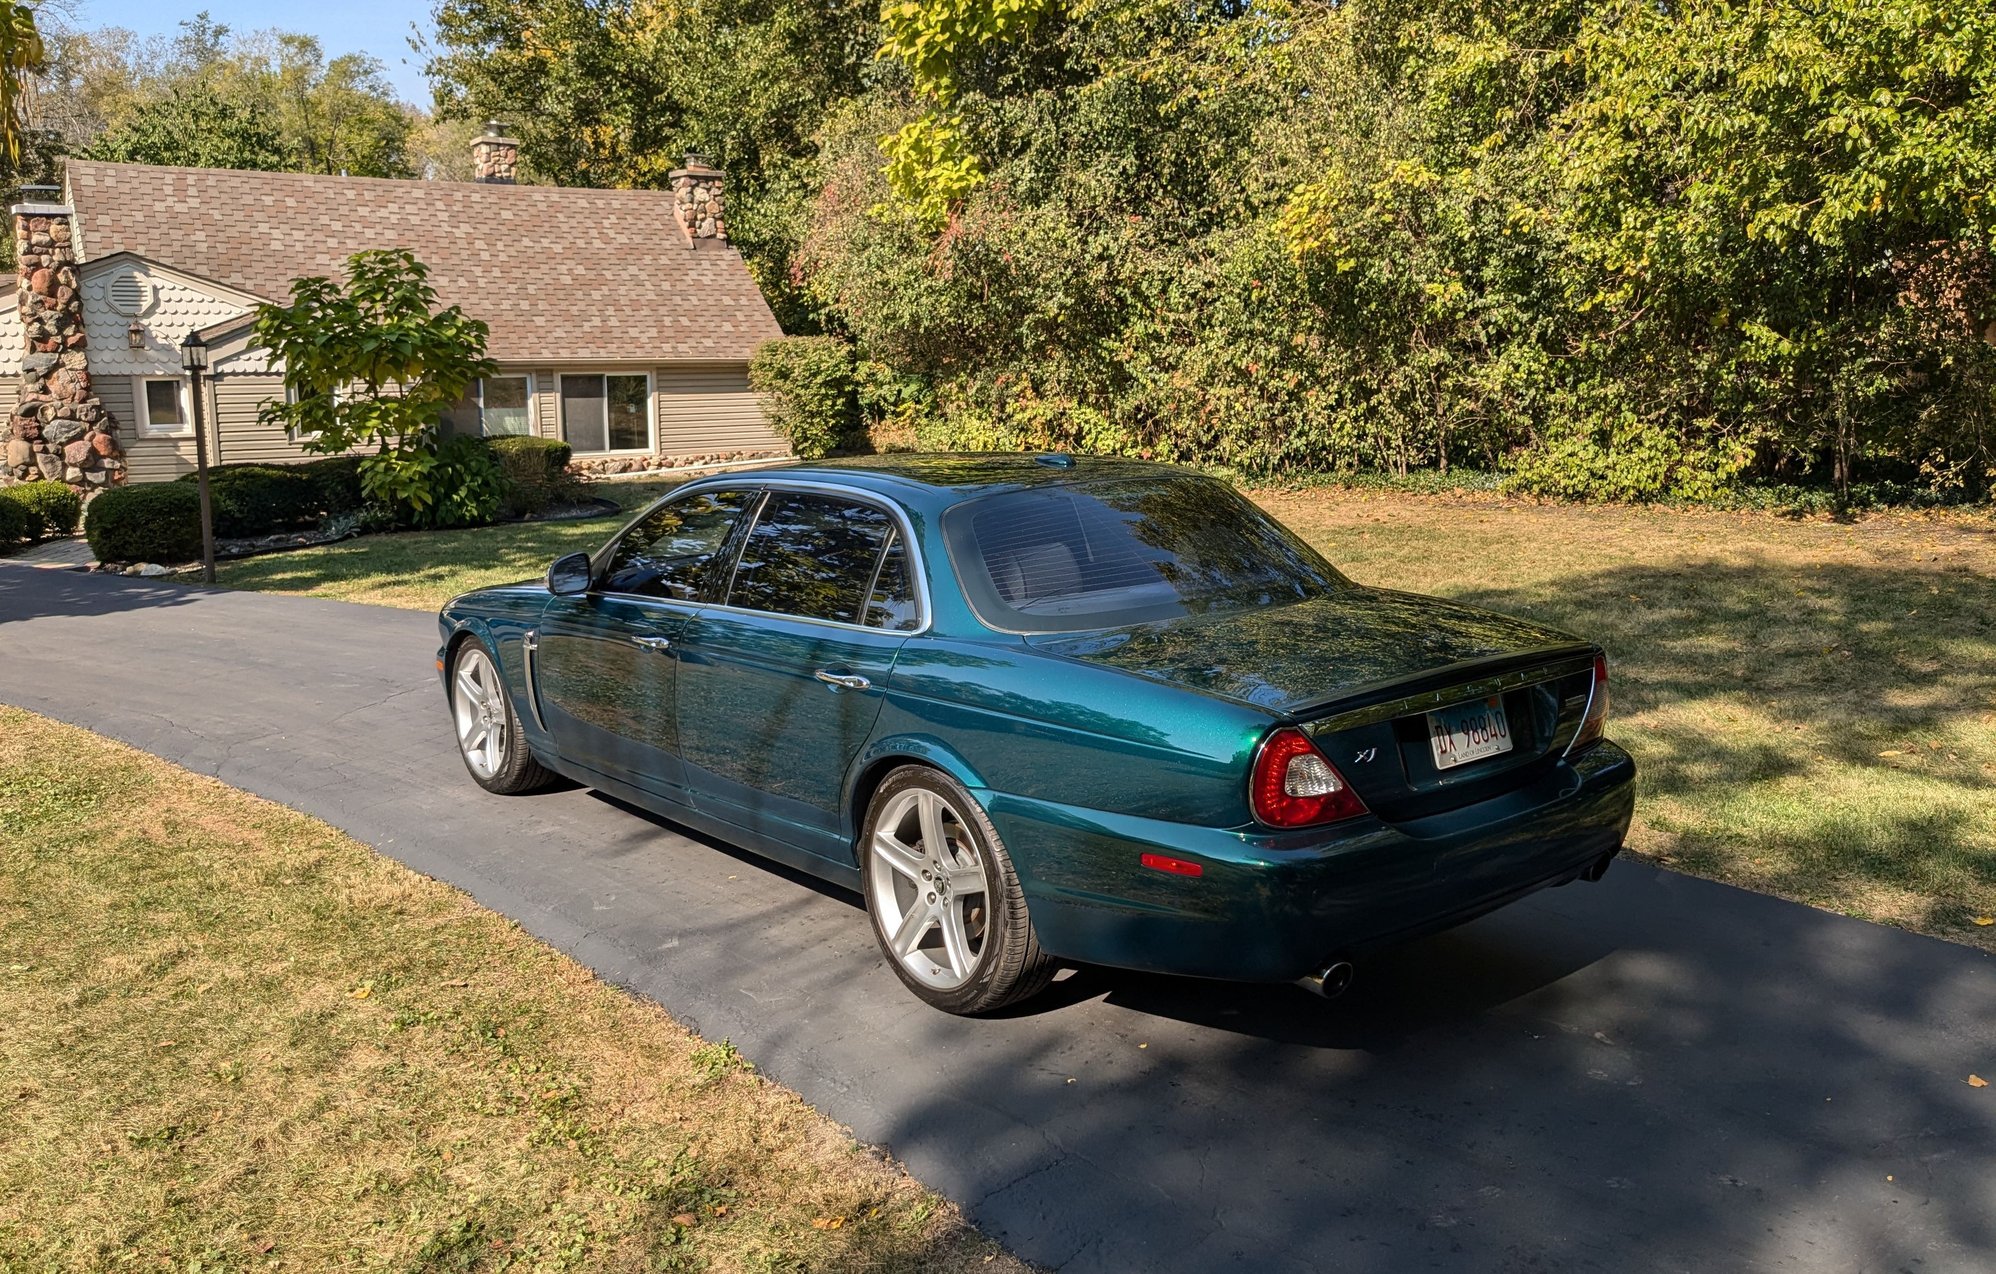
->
[1029,586,1599,820]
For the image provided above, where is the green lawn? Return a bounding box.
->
[213,480,1996,950]
[214,480,682,609]
[0,707,1023,1272]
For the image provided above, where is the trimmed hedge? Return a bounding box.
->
[0,492,32,547]
[85,483,202,564]
[0,480,81,539]
[748,336,862,460]
[175,456,364,537]
[487,435,574,516]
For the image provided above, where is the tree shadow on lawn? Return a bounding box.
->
[1451,554,1996,931]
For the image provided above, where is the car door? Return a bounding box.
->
[535,486,759,801]
[673,488,924,862]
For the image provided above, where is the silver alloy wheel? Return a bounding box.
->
[452,646,508,781]
[868,787,992,991]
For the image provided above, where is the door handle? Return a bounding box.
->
[814,669,872,691]
[631,635,673,652]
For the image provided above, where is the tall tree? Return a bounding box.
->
[0,1,43,166]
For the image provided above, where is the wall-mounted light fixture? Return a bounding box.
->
[126,319,144,350]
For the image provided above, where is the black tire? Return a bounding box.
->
[859,766,1057,1014]
[449,637,555,795]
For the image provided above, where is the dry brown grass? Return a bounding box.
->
[1253,486,1996,949]
[0,707,1028,1273]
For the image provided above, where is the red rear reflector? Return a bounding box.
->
[1140,852,1203,878]
[1251,727,1370,828]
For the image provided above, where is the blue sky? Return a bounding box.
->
[66,2,438,105]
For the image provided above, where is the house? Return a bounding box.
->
[0,127,789,492]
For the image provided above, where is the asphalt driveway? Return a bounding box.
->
[4,563,1993,1272]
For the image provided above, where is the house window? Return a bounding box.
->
[136,376,192,437]
[443,375,534,438]
[560,372,652,453]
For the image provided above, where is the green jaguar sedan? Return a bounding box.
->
[437,455,1634,1014]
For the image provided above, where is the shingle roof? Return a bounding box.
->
[63,160,784,364]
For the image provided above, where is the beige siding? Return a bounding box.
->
[0,377,15,420]
[530,369,559,440]
[103,374,198,484]
[210,373,308,467]
[655,364,786,457]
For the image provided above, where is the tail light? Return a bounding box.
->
[1251,728,1369,828]
[1570,653,1610,752]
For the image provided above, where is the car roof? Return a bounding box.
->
[748,452,1191,502]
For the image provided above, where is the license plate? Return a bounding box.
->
[1427,696,1514,770]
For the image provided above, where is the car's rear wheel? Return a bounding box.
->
[860,766,1056,1014]
[451,639,553,795]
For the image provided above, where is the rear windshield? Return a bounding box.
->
[942,475,1347,633]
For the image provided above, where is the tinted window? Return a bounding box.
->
[864,531,921,631]
[728,492,896,624]
[601,489,755,600]
[943,476,1346,633]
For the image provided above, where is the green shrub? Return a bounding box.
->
[176,464,314,537]
[0,492,32,547]
[298,455,364,516]
[748,336,862,460]
[176,458,367,536]
[1,480,82,538]
[85,483,202,563]
[486,435,574,516]
[363,435,506,530]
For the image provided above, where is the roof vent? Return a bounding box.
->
[107,272,152,317]
[1035,452,1076,468]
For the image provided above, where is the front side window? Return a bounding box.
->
[600,488,756,600]
[727,492,900,625]
[139,378,189,436]
[561,373,651,452]
[943,475,1348,633]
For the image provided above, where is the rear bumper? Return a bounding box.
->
[984,740,1636,982]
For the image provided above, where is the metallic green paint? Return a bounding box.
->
[438,456,1637,986]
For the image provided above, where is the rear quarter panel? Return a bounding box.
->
[871,635,1272,827]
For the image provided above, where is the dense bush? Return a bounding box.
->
[0,480,82,538]
[85,483,202,563]
[436,0,1996,503]
[748,337,863,460]
[298,455,364,516]
[386,434,507,530]
[487,435,574,516]
[0,492,32,547]
[176,457,366,536]
[177,464,317,537]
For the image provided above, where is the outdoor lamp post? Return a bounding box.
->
[180,331,216,584]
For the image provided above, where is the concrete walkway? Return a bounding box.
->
[2,563,1992,1272]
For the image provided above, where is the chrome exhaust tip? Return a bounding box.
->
[1580,851,1616,883]
[1298,960,1355,999]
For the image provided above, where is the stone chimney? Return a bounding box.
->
[471,121,519,184]
[668,154,726,247]
[5,186,122,493]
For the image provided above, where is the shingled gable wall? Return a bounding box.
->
[4,193,124,492]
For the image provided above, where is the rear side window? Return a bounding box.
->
[863,531,921,632]
[601,488,756,600]
[727,492,902,625]
[942,475,1345,633]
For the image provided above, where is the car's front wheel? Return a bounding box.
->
[450,639,553,795]
[860,766,1056,1014]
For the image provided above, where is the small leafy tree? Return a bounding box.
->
[255,249,502,528]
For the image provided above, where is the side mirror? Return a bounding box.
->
[546,552,593,597]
